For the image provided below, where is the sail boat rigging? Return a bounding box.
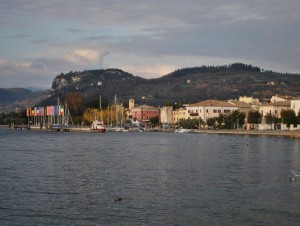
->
[90,95,106,133]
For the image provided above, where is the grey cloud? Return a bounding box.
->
[10,33,31,38]
[67,28,81,33]
[1,0,300,87]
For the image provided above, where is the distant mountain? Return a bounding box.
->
[44,63,300,107]
[3,63,300,112]
[0,88,49,112]
[0,88,32,104]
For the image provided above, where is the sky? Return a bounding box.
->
[0,0,300,89]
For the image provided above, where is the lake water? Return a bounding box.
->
[0,128,300,225]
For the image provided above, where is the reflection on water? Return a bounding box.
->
[0,128,300,225]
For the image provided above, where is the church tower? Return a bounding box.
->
[129,98,134,110]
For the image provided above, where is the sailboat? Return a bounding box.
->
[91,119,106,133]
[90,95,106,133]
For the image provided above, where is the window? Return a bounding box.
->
[218,110,221,113]
[206,109,208,113]
[188,110,190,113]
[213,109,217,113]
[224,110,230,113]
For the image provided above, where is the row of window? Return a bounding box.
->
[187,109,231,114]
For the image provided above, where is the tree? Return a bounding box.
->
[247,111,261,125]
[281,109,297,128]
[83,108,101,124]
[65,92,84,115]
[264,113,278,124]
[177,119,202,129]
[149,116,160,125]
[206,118,218,127]
[297,111,300,125]
[229,110,246,129]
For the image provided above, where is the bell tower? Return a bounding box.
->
[129,98,134,110]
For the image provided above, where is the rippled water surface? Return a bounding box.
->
[1,128,300,225]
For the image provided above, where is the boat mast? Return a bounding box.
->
[108,103,110,128]
[99,95,103,124]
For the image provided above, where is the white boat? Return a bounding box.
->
[91,120,106,133]
[175,128,191,133]
[138,128,145,132]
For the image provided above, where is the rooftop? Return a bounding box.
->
[189,100,236,107]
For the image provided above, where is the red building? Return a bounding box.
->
[130,104,160,122]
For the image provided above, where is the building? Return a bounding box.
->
[160,106,173,125]
[129,98,135,110]
[130,104,160,122]
[228,101,253,115]
[270,94,294,103]
[239,96,260,104]
[173,107,188,123]
[291,99,300,115]
[259,101,290,118]
[186,100,239,122]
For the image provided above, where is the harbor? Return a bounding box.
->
[8,123,300,138]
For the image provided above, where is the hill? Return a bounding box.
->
[0,88,49,112]
[0,88,32,104]
[45,63,300,107]
[2,63,300,112]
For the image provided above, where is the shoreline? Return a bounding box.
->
[191,129,300,138]
[3,124,300,138]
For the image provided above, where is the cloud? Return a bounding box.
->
[66,49,99,63]
[67,28,81,33]
[0,59,53,89]
[1,0,300,90]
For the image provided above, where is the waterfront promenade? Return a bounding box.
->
[192,129,300,138]
[5,124,300,138]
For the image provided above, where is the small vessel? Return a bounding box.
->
[138,128,145,132]
[175,128,191,133]
[115,127,128,132]
[91,120,106,133]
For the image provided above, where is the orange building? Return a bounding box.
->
[130,104,160,122]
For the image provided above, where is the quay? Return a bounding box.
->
[6,125,300,138]
[192,129,300,138]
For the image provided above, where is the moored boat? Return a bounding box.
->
[138,128,145,132]
[175,128,191,133]
[91,120,106,133]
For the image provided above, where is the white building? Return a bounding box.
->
[160,106,173,125]
[291,99,300,115]
[270,94,294,103]
[186,100,239,122]
[259,101,290,118]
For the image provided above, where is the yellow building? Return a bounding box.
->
[173,107,188,123]
[239,96,260,104]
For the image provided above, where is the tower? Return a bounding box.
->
[129,98,134,110]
